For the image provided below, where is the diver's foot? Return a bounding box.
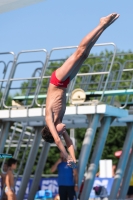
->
[100,13,120,28]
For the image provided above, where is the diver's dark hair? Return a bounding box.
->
[7,158,17,167]
[41,125,55,143]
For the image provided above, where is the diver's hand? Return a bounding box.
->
[67,155,77,168]
[68,161,77,169]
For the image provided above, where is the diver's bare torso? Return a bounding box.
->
[45,83,66,125]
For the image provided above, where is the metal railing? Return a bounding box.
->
[0,52,16,108]
[1,43,133,110]
[0,61,7,93]
[0,49,48,109]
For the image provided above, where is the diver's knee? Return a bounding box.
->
[76,46,88,60]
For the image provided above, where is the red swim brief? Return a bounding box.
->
[50,70,70,88]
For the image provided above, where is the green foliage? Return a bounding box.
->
[98,126,127,165]
[75,128,86,158]
[5,95,12,106]
[44,147,60,174]
[75,126,127,168]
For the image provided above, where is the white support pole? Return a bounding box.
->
[28,141,50,200]
[78,114,100,189]
[118,144,133,199]
[70,129,76,149]
[109,123,133,199]
[0,122,10,153]
[80,117,112,200]
[17,127,42,200]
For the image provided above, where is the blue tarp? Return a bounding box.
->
[0,177,114,199]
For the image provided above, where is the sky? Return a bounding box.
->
[0,0,133,54]
[0,0,133,94]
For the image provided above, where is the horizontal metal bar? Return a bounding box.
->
[0,51,15,56]
[0,72,109,82]
[10,126,32,136]
[17,49,47,54]
[77,71,109,76]
[4,144,56,147]
[94,42,116,47]
[6,139,34,142]
[0,68,133,83]
[0,76,50,82]
[123,69,133,72]
[14,123,34,130]
[50,45,78,51]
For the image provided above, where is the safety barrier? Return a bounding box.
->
[0,43,120,110]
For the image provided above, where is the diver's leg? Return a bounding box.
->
[56,13,119,81]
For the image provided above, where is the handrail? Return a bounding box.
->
[105,61,123,105]
[0,61,7,92]
[120,60,133,109]
[35,46,78,107]
[3,68,133,105]
[94,43,117,102]
[2,44,133,110]
[0,52,16,108]
[72,63,92,96]
[1,49,48,109]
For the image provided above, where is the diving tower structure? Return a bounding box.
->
[0,43,133,200]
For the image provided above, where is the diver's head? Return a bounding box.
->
[41,125,55,143]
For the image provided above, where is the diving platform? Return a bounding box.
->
[0,104,128,127]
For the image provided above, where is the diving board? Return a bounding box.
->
[86,89,133,97]
[13,94,47,100]
[12,89,133,101]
